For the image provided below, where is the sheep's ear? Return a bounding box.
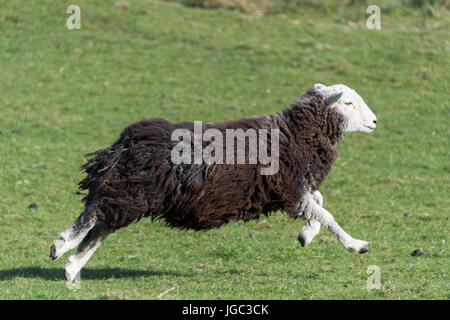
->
[324,92,343,106]
[314,83,326,90]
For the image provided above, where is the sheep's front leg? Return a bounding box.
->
[65,222,112,284]
[298,191,322,247]
[301,195,369,254]
[50,203,97,260]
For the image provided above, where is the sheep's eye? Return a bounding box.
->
[345,102,353,106]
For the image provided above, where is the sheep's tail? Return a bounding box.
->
[78,147,149,230]
[79,147,120,192]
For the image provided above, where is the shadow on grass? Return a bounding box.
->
[0,267,193,281]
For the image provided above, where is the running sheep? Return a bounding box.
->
[50,83,378,283]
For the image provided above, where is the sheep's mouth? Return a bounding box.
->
[365,125,376,131]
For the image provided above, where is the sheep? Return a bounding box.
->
[50,83,377,283]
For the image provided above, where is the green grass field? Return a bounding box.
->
[0,0,448,299]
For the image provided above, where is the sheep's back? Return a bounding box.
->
[79,117,280,230]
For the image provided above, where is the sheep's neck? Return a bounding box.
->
[281,105,345,146]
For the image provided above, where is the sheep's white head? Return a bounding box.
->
[314,83,377,133]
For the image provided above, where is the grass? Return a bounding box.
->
[0,0,448,299]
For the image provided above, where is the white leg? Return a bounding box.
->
[50,203,97,260]
[65,223,112,283]
[302,195,369,253]
[298,191,322,247]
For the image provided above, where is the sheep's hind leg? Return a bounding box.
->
[302,196,369,254]
[50,203,97,260]
[64,222,113,284]
[298,191,322,247]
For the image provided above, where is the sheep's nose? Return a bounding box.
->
[373,120,377,124]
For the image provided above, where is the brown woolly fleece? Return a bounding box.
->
[79,89,346,231]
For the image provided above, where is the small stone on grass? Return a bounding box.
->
[411,248,423,256]
[28,203,39,209]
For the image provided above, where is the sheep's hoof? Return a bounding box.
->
[346,239,370,254]
[49,244,59,260]
[64,267,81,289]
[297,233,307,247]
[64,267,76,283]
[297,232,312,247]
[49,238,68,260]
[297,228,319,247]
[50,240,65,260]
[359,246,370,254]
